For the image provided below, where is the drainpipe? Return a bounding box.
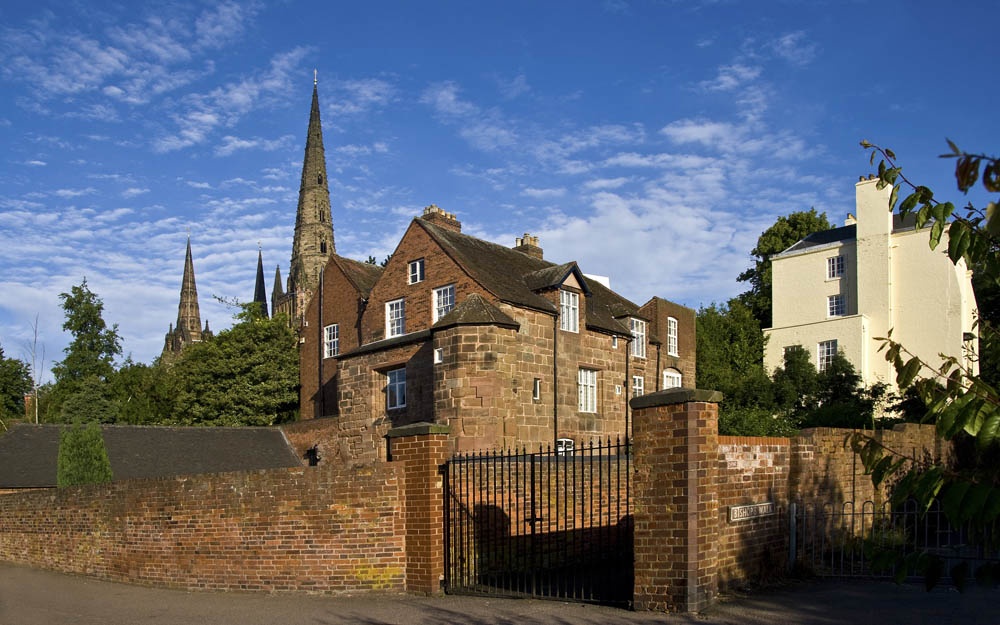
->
[624,335,631,440]
[553,314,559,448]
[317,268,324,418]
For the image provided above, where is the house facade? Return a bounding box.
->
[299,206,695,461]
[764,177,978,391]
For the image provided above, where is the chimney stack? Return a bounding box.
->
[514,233,543,259]
[420,204,462,232]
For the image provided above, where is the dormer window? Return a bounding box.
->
[630,318,646,359]
[560,290,579,333]
[408,259,425,284]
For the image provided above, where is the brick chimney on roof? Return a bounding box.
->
[514,233,543,259]
[420,204,461,232]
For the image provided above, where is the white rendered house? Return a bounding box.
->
[764,177,978,392]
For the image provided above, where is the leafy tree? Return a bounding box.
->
[0,342,32,429]
[56,420,113,487]
[697,300,793,436]
[59,375,117,423]
[167,306,299,426]
[48,279,122,420]
[851,141,1000,587]
[737,209,832,328]
[108,358,172,424]
[771,345,819,417]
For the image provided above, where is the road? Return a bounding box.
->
[0,563,997,625]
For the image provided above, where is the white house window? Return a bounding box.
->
[532,378,541,401]
[386,367,406,409]
[433,284,456,322]
[408,259,425,284]
[818,340,838,372]
[560,290,579,333]
[667,317,678,356]
[663,369,682,389]
[386,298,406,337]
[578,368,597,413]
[323,323,339,358]
[630,318,646,359]
[828,294,846,317]
[632,375,644,397]
[434,348,444,364]
[827,255,845,280]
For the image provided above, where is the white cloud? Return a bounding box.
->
[330,78,395,115]
[699,64,761,92]
[770,31,817,67]
[215,134,292,157]
[521,187,566,199]
[660,119,737,147]
[497,73,530,100]
[195,1,254,49]
[54,188,96,199]
[583,177,630,190]
[24,160,47,166]
[420,81,478,117]
[121,188,150,198]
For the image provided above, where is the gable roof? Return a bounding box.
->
[0,424,302,489]
[779,213,921,256]
[433,293,520,331]
[330,254,383,296]
[417,219,634,335]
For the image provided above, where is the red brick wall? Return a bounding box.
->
[715,436,790,587]
[0,464,405,593]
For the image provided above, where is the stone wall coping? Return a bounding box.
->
[629,387,723,409]
[385,422,451,438]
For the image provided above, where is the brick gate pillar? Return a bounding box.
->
[629,388,722,613]
[386,422,451,595]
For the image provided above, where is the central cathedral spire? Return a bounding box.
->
[273,73,335,325]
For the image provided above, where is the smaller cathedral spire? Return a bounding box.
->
[162,237,207,362]
[254,246,269,318]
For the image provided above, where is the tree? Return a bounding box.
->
[737,209,832,328]
[108,358,172,425]
[167,306,299,426]
[56,420,113,487]
[59,375,117,424]
[697,300,793,436]
[48,279,122,420]
[851,140,1000,587]
[0,342,32,429]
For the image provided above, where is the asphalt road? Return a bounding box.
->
[1,562,997,625]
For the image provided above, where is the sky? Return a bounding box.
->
[0,0,996,383]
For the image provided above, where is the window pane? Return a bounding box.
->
[630,318,646,358]
[434,285,455,322]
[386,299,405,337]
[818,340,838,372]
[667,317,678,356]
[323,323,339,358]
[560,290,579,332]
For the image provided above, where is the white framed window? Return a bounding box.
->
[630,318,646,359]
[386,298,406,337]
[386,367,406,409]
[827,255,845,280]
[434,348,444,364]
[667,317,679,356]
[532,378,541,401]
[408,259,425,284]
[663,369,682,389]
[818,340,838,372]
[323,323,339,358]
[578,368,597,413]
[827,294,846,317]
[433,284,456,322]
[611,336,618,349]
[632,375,644,397]
[560,290,579,333]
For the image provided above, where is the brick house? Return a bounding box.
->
[298,205,695,462]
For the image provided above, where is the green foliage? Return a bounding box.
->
[48,279,122,420]
[737,208,832,328]
[852,141,1000,589]
[56,421,113,487]
[0,343,32,427]
[58,375,117,423]
[108,358,172,424]
[166,306,299,426]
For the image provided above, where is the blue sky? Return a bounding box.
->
[0,0,995,383]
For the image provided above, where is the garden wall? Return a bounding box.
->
[0,463,406,593]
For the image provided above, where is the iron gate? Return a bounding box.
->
[444,438,632,606]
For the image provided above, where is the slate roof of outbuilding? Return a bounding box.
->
[0,424,302,489]
[417,219,635,336]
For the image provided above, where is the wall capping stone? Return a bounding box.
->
[629,388,723,410]
[385,422,451,439]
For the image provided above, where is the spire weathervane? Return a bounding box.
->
[314,69,317,86]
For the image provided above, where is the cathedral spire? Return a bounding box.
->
[272,75,335,326]
[162,237,211,361]
[254,245,269,318]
